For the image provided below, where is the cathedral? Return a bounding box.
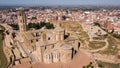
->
[5,8,80,64]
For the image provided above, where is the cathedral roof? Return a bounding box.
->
[60,43,73,50]
[54,26,64,32]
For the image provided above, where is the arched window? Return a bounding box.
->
[48,37,50,40]
[31,40,33,43]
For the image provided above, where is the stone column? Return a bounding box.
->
[43,51,52,63]
[53,50,60,62]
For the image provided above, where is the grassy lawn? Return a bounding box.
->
[91,24,120,55]
[97,61,120,68]
[88,41,106,49]
[0,29,7,68]
[62,21,90,44]
[98,36,119,55]
[93,35,107,40]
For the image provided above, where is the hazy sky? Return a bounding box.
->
[0,0,120,6]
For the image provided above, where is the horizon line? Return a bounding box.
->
[0,4,120,7]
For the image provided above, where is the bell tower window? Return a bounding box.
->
[19,13,21,16]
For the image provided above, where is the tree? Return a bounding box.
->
[45,23,54,29]
[9,24,19,30]
[82,62,94,68]
[113,34,120,39]
[40,22,46,27]
[94,22,101,27]
[28,23,34,29]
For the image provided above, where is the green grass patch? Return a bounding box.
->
[93,35,107,40]
[0,29,8,68]
[88,41,106,49]
[98,44,118,55]
[62,21,90,44]
[98,36,119,55]
[97,61,120,68]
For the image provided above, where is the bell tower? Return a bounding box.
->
[17,8,27,33]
